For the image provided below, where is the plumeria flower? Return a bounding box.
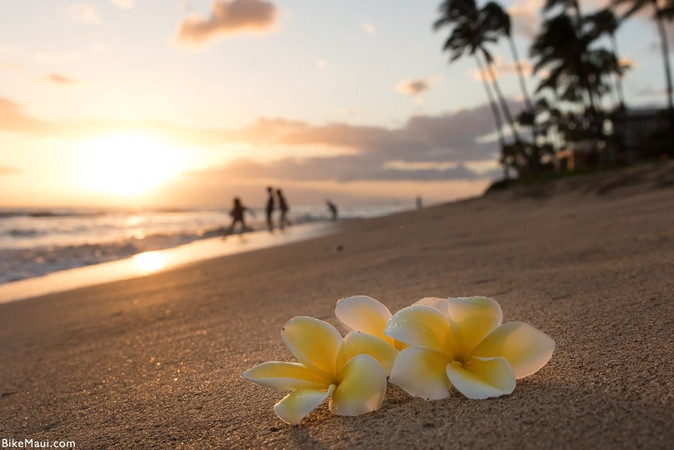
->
[243,316,396,425]
[385,296,555,400]
[335,296,407,364]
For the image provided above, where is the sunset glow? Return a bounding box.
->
[0,1,667,208]
[79,135,185,196]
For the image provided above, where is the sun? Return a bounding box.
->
[79,134,184,196]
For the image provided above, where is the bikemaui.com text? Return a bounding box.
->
[2,438,76,449]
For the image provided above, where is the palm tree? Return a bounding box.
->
[543,0,600,121]
[614,0,674,116]
[481,3,537,126]
[435,0,527,174]
[531,13,602,143]
[586,9,627,109]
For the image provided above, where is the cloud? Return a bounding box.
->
[68,3,101,24]
[45,73,75,85]
[362,22,376,35]
[176,0,278,46]
[111,0,134,9]
[508,0,544,38]
[1,62,22,71]
[0,166,21,175]
[0,96,519,182]
[396,79,431,96]
[0,98,60,135]
[470,56,533,81]
[396,76,442,96]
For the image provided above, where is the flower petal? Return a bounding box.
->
[329,354,387,416]
[471,321,555,379]
[384,305,453,354]
[281,316,342,380]
[389,347,451,400]
[337,331,398,376]
[412,297,450,318]
[446,297,503,355]
[445,356,515,400]
[273,385,335,425]
[242,361,330,390]
[335,295,393,343]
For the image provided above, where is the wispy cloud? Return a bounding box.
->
[175,0,278,46]
[395,76,442,96]
[111,0,134,9]
[362,22,375,35]
[68,3,101,24]
[45,73,76,85]
[0,166,21,176]
[470,56,532,82]
[1,62,22,71]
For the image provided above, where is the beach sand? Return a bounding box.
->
[1,162,673,449]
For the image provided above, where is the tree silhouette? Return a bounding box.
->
[435,0,527,175]
[586,9,627,110]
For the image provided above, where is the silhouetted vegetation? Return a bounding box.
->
[434,0,674,183]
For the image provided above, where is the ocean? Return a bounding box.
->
[0,204,410,285]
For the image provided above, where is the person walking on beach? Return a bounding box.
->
[326,199,338,221]
[265,186,275,232]
[226,197,255,235]
[277,189,291,230]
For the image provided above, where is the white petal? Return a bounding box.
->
[281,316,342,380]
[330,354,387,416]
[384,305,453,355]
[389,347,451,400]
[338,331,398,376]
[445,356,515,400]
[471,321,555,379]
[242,361,330,390]
[412,297,450,318]
[273,385,335,425]
[446,297,503,355]
[335,295,393,343]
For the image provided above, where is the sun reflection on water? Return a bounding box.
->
[132,251,166,274]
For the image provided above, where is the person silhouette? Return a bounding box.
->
[265,186,275,232]
[226,197,254,235]
[326,199,338,221]
[277,189,291,230]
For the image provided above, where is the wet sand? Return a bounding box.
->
[1,162,672,448]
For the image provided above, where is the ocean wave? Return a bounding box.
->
[0,226,228,283]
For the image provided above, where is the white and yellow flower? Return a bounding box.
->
[243,316,396,425]
[335,296,407,364]
[385,296,555,400]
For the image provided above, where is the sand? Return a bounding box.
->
[1,162,673,449]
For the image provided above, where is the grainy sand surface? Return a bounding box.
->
[1,162,673,449]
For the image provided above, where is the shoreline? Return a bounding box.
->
[0,221,338,304]
[1,163,672,448]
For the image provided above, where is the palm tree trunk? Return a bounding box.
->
[508,36,540,143]
[571,1,598,118]
[475,56,510,179]
[610,33,626,110]
[481,52,523,144]
[508,37,534,112]
[652,0,674,121]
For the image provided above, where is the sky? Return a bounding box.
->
[0,0,670,209]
